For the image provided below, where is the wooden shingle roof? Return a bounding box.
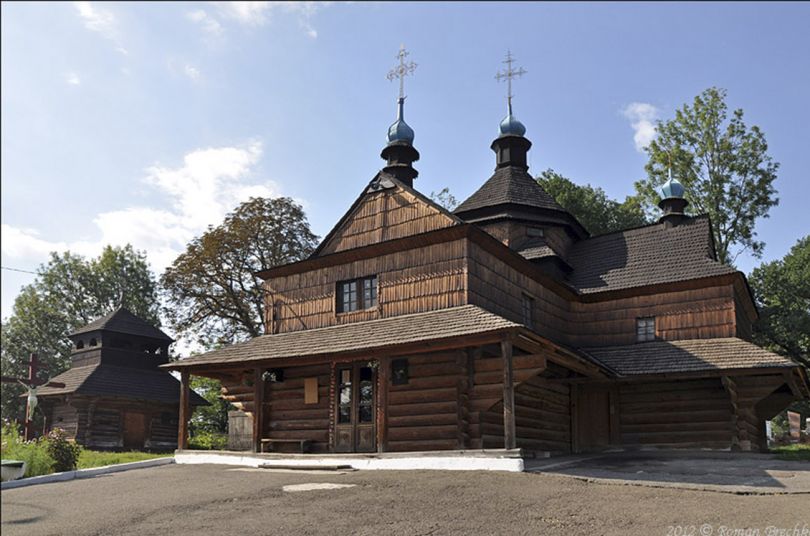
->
[70,307,173,342]
[581,338,797,376]
[36,364,207,405]
[565,216,735,294]
[454,166,568,215]
[165,305,522,369]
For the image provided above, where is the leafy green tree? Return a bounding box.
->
[161,197,318,348]
[537,169,649,235]
[634,87,779,266]
[749,237,810,438]
[429,187,459,211]
[1,245,160,421]
[190,376,232,434]
[749,236,810,369]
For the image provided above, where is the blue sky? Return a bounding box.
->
[3,2,809,320]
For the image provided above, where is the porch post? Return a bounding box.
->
[377,357,390,453]
[501,337,516,450]
[178,370,190,450]
[252,367,264,453]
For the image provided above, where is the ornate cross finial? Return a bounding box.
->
[387,44,417,99]
[495,50,527,114]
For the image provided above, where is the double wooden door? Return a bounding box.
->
[334,363,376,453]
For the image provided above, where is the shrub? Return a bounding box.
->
[46,428,82,472]
[189,430,228,450]
[1,422,55,477]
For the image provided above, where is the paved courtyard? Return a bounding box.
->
[526,450,810,494]
[2,460,809,536]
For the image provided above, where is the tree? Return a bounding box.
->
[537,169,649,236]
[189,376,231,434]
[749,236,810,369]
[161,197,318,349]
[1,245,160,421]
[634,87,779,266]
[429,187,459,211]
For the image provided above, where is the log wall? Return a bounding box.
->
[318,188,456,256]
[43,397,179,450]
[617,379,733,449]
[264,239,468,334]
[387,351,462,452]
[264,364,331,453]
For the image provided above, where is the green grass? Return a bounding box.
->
[77,450,172,469]
[771,444,810,461]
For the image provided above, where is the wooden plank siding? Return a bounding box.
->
[264,239,468,334]
[570,285,738,347]
[318,188,457,256]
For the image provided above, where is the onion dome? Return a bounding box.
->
[658,175,689,227]
[660,177,685,200]
[499,103,526,137]
[387,97,414,144]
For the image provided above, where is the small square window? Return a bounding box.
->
[636,317,655,342]
[392,359,409,385]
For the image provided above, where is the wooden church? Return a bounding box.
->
[165,52,808,456]
[37,307,206,450]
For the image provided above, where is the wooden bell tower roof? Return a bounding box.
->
[69,306,173,343]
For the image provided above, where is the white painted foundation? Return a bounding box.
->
[175,450,525,472]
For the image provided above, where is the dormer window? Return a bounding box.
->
[75,340,84,350]
[337,276,378,313]
[636,317,655,342]
[89,338,98,347]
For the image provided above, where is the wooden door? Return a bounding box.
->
[334,364,376,453]
[123,411,147,449]
[576,389,611,451]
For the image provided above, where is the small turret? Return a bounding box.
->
[658,176,689,228]
[380,45,419,187]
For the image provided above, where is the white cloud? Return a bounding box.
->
[73,1,127,53]
[211,1,325,38]
[184,64,201,81]
[187,9,223,36]
[66,72,81,85]
[1,142,281,273]
[622,102,659,152]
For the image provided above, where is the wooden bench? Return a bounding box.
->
[260,439,311,454]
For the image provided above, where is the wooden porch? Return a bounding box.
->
[170,320,606,456]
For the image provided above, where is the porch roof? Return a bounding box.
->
[163,305,525,370]
[580,338,799,376]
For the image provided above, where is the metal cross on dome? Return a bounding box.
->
[495,50,527,111]
[387,44,417,99]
